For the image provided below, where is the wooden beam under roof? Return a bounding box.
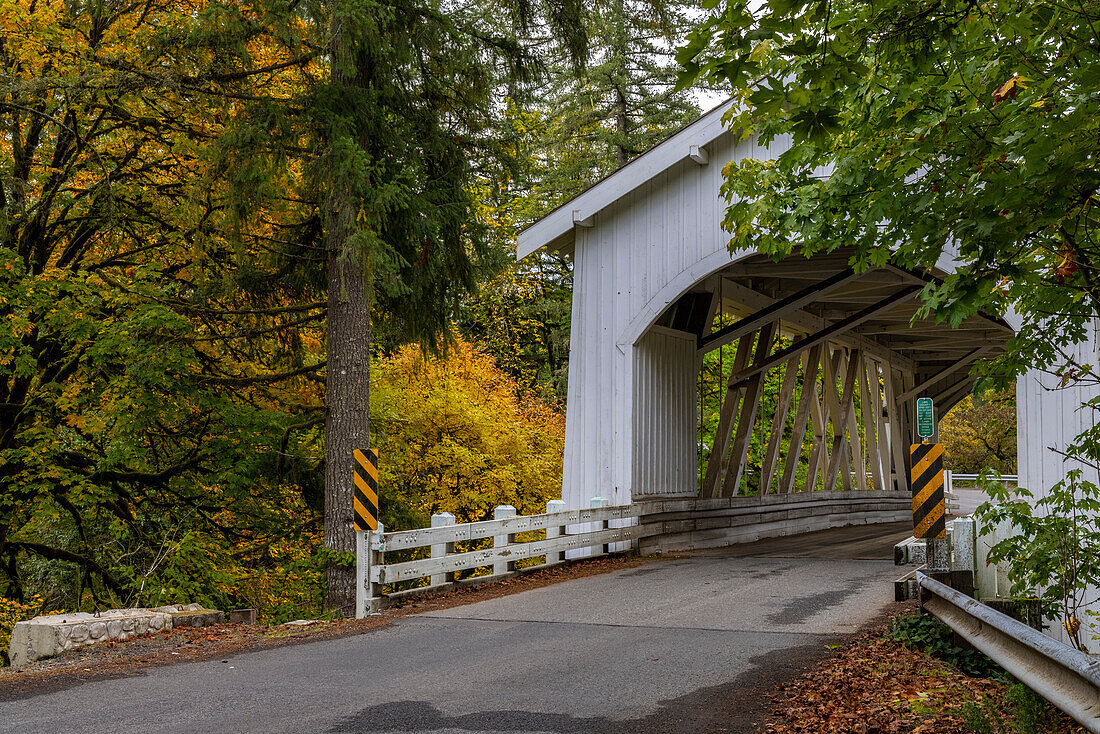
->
[934,375,976,410]
[811,282,925,302]
[725,286,922,388]
[888,339,1003,351]
[882,263,1015,335]
[726,254,857,279]
[896,349,990,403]
[860,324,1000,335]
[709,279,918,372]
[699,268,865,352]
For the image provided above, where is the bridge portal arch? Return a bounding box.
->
[518,102,1069,548]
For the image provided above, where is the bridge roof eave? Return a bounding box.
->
[517,99,736,260]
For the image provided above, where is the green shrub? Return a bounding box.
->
[885,612,1005,679]
[959,683,1062,734]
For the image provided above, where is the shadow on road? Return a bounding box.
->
[327,640,834,734]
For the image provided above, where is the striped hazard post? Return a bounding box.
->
[909,443,945,539]
[353,448,379,531]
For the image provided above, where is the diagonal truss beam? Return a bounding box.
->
[897,347,990,403]
[698,268,863,352]
[727,286,921,390]
[823,350,861,493]
[778,344,823,494]
[760,350,802,496]
[720,323,778,497]
[701,329,759,498]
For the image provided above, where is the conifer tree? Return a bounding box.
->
[459,0,705,405]
[313,0,586,614]
[542,0,702,185]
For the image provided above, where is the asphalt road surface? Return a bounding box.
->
[1,522,912,734]
[950,488,990,516]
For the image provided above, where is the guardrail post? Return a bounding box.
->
[430,513,456,587]
[356,530,368,618]
[591,496,609,555]
[545,499,566,565]
[944,469,957,513]
[356,522,385,618]
[493,505,517,576]
[950,517,975,573]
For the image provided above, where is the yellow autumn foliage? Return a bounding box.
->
[371,340,565,524]
[940,389,1016,474]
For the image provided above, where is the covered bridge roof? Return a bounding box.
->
[517,100,1014,408]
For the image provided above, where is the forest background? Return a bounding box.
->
[0,0,1012,662]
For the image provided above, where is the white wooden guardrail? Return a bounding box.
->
[355,498,656,616]
[918,572,1100,732]
[944,470,1018,513]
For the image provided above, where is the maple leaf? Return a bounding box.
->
[993,75,1028,105]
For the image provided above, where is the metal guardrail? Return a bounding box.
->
[943,470,1018,514]
[918,572,1100,732]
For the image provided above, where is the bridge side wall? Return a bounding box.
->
[1016,331,1100,497]
[562,130,768,508]
[637,491,912,554]
[1016,328,1100,644]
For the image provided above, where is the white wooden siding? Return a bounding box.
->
[632,329,698,498]
[1017,330,1100,498]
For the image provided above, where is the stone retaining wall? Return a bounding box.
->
[9,603,224,667]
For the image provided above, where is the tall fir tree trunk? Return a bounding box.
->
[323,12,372,613]
[614,84,628,167]
[613,0,629,167]
[323,225,372,616]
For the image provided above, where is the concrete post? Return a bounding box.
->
[974,515,1002,599]
[950,517,975,573]
[928,536,949,571]
[430,512,456,587]
[545,499,566,565]
[591,496,609,556]
[493,505,517,576]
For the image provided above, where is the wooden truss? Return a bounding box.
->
[702,337,912,498]
[690,250,1011,499]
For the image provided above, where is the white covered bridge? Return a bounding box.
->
[516,101,1088,548]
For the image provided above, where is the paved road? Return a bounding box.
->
[0,523,911,734]
[951,487,990,516]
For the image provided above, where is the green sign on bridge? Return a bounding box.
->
[916,397,935,440]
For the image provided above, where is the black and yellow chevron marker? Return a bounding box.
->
[353,448,379,532]
[910,443,945,539]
